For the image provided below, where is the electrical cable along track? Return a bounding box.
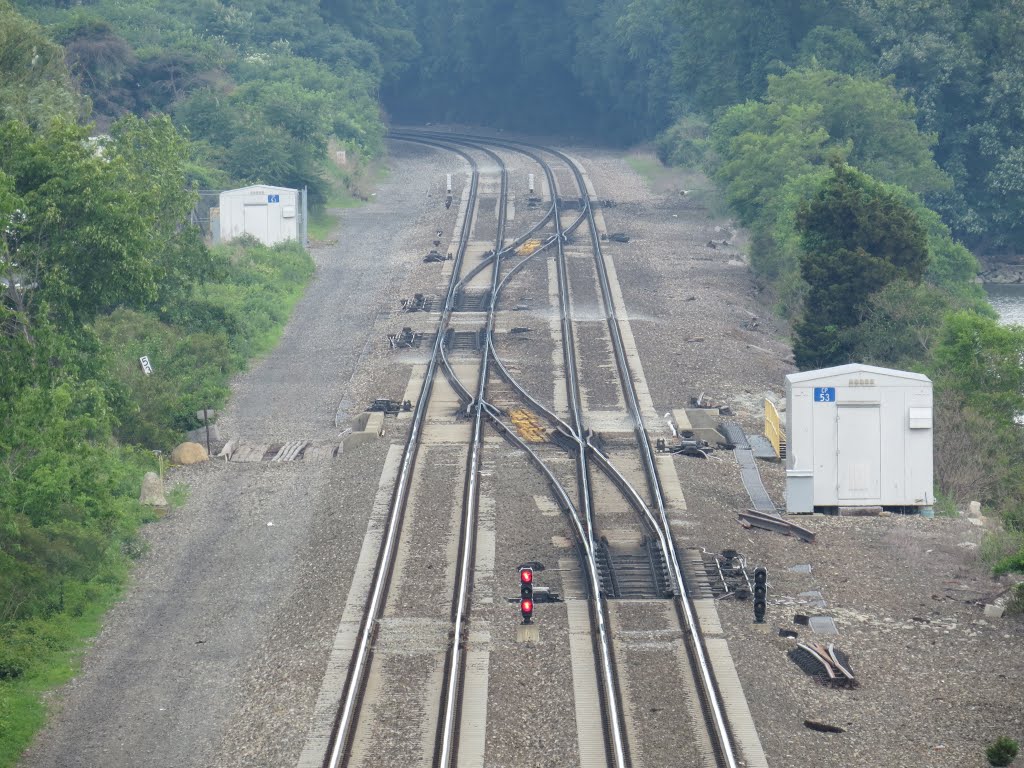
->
[308,130,760,768]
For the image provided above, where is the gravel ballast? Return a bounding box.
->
[19,140,1023,768]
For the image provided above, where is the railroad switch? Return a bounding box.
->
[656,436,714,458]
[387,327,423,349]
[400,293,435,313]
[366,398,413,415]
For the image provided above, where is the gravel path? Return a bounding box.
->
[18,142,463,768]
[20,140,1023,768]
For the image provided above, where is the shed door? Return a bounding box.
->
[837,405,881,501]
[243,203,269,244]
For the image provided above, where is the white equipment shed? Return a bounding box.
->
[219,185,298,246]
[785,363,933,514]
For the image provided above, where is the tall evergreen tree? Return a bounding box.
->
[793,159,928,369]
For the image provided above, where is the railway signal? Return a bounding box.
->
[519,566,534,624]
[753,566,768,623]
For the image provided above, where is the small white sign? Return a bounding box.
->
[139,356,153,375]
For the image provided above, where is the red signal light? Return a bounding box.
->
[518,565,535,623]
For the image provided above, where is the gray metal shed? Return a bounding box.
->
[785,363,933,514]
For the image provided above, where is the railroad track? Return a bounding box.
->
[302,131,763,768]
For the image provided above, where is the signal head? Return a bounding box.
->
[521,597,534,621]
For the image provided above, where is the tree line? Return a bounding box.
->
[392,0,1024,257]
[0,2,327,760]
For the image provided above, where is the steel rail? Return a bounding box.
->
[422,136,608,768]
[431,128,742,767]
[438,344,588,555]
[395,130,632,768]
[435,141,509,768]
[547,154,631,768]
[322,139,480,768]
[556,147,741,768]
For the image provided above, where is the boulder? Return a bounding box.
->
[170,441,208,465]
[139,471,168,506]
[984,603,1005,619]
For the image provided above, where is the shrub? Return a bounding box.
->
[655,117,709,168]
[1005,584,1024,617]
[987,736,1019,767]
[980,531,1024,570]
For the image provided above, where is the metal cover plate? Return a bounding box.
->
[808,616,839,635]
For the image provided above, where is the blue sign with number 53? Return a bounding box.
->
[813,387,835,402]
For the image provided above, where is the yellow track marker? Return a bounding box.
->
[509,407,547,443]
[516,238,544,257]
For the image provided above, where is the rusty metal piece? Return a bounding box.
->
[738,509,816,543]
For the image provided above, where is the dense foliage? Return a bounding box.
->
[0,4,317,762]
[392,0,1024,255]
[16,0,399,196]
[385,0,1024,563]
[793,160,929,368]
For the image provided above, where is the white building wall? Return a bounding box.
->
[219,185,298,246]
[785,364,933,512]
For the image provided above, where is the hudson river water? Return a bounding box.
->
[984,283,1024,325]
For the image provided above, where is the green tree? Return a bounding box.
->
[849,279,955,367]
[0,0,82,127]
[55,16,139,123]
[0,115,204,326]
[930,312,1024,524]
[931,311,1024,423]
[710,98,833,226]
[793,161,928,368]
[764,68,950,195]
[707,67,951,226]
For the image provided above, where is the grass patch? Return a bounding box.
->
[1006,583,1024,616]
[980,530,1024,571]
[167,483,189,509]
[626,154,664,183]
[933,490,961,518]
[625,151,717,205]
[309,156,379,242]
[0,526,146,767]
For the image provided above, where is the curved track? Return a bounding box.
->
[313,130,752,768]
